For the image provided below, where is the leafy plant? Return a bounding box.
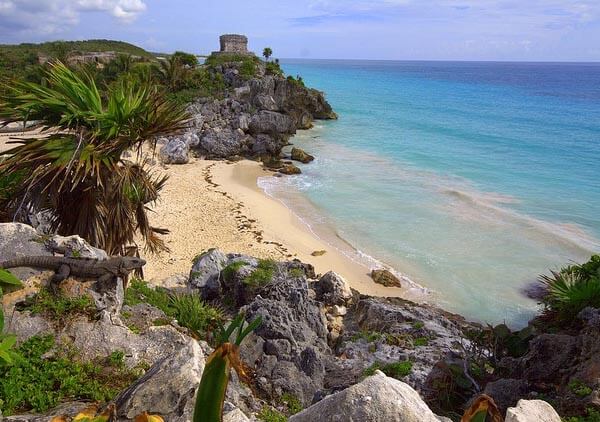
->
[257,406,287,422]
[0,287,19,366]
[18,287,95,325]
[0,267,23,289]
[169,293,224,339]
[569,380,593,397]
[0,62,188,255]
[460,395,502,422]
[262,47,273,61]
[193,313,261,422]
[244,259,277,287]
[539,255,600,322]
[221,260,247,282]
[0,335,141,415]
[281,393,302,415]
[564,408,600,422]
[363,360,412,379]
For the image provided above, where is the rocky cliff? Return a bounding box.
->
[159,61,336,164]
[0,223,577,421]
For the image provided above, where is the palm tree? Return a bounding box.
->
[262,47,273,62]
[154,55,187,91]
[0,62,188,255]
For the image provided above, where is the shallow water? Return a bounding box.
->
[267,60,600,327]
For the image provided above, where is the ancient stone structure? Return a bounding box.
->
[219,34,248,53]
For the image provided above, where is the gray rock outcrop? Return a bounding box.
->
[505,399,561,422]
[159,138,189,164]
[289,371,441,422]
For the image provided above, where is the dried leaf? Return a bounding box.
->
[461,394,502,422]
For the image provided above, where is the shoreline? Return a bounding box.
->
[142,156,423,300]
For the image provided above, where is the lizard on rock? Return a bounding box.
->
[0,256,146,293]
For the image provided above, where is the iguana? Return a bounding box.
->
[0,256,146,292]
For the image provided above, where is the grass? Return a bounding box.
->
[287,268,305,278]
[363,360,413,379]
[124,279,223,338]
[413,337,429,347]
[18,288,95,325]
[569,380,593,397]
[281,393,302,415]
[257,406,287,422]
[244,259,277,287]
[0,335,141,416]
[221,261,247,282]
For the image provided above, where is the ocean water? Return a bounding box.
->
[264,60,600,327]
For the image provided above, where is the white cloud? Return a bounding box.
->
[0,0,147,37]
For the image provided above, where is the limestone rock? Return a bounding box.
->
[115,339,204,421]
[313,271,353,306]
[289,371,440,422]
[0,223,52,280]
[371,268,402,288]
[291,147,314,164]
[188,248,228,299]
[278,164,302,175]
[46,234,107,259]
[483,378,530,415]
[159,138,189,164]
[249,111,295,135]
[505,399,561,422]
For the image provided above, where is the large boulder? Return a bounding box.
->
[289,371,440,422]
[371,269,402,288]
[115,339,204,421]
[505,399,561,422]
[313,271,353,306]
[243,277,329,405]
[188,248,228,299]
[159,138,189,164]
[248,111,295,135]
[290,147,314,164]
[0,223,53,280]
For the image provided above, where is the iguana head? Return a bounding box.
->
[121,256,146,272]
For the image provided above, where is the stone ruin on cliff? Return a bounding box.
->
[212,34,254,56]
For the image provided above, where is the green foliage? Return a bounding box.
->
[0,335,140,415]
[564,408,600,422]
[265,61,284,76]
[287,268,305,278]
[18,288,95,324]
[281,393,302,415]
[244,259,277,287]
[412,321,425,329]
[262,47,273,61]
[193,314,262,422]
[124,279,174,314]
[258,406,287,422]
[0,268,23,289]
[286,75,305,88]
[351,330,383,343]
[172,51,198,67]
[0,287,19,366]
[539,255,600,322]
[204,53,259,80]
[169,293,224,338]
[221,260,247,282]
[569,380,593,397]
[413,337,429,347]
[0,62,187,254]
[363,360,413,379]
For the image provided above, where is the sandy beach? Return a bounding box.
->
[142,156,407,298]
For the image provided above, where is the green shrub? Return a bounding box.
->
[363,360,413,379]
[257,406,287,422]
[281,393,302,415]
[569,380,593,397]
[18,288,95,324]
[124,278,174,315]
[244,259,277,287]
[172,51,198,67]
[564,408,600,422]
[539,255,600,322]
[0,335,140,415]
[265,61,283,76]
[287,268,305,278]
[222,261,247,282]
[413,337,429,347]
[169,293,224,338]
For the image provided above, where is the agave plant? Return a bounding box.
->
[0,62,188,254]
[539,259,600,320]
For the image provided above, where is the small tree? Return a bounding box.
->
[262,47,273,62]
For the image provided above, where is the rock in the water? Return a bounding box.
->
[115,339,204,421]
[371,269,402,288]
[289,371,440,422]
[159,138,189,164]
[505,399,561,422]
[279,163,302,175]
[291,147,314,164]
[188,248,228,299]
[313,271,353,306]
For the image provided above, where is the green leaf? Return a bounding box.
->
[0,268,23,286]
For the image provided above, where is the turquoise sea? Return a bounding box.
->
[265,60,600,327]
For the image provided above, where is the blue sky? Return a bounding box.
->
[1,0,599,61]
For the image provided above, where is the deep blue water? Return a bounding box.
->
[267,59,600,326]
